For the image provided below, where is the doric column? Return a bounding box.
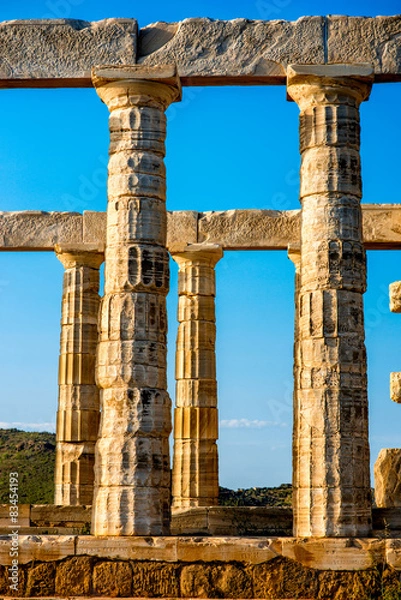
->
[287,65,373,537]
[54,245,103,506]
[171,244,223,510]
[91,66,181,536]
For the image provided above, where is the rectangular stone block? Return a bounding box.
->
[30,505,92,526]
[76,536,178,561]
[83,210,106,248]
[139,17,325,85]
[0,504,30,527]
[176,536,279,564]
[171,508,209,535]
[167,210,198,252]
[0,19,137,87]
[280,538,383,570]
[207,507,293,536]
[198,209,300,249]
[0,211,83,249]
[0,534,75,565]
[328,16,401,80]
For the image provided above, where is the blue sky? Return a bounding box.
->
[0,0,400,489]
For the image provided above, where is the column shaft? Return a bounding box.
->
[91,66,181,535]
[287,65,373,537]
[54,246,103,506]
[172,245,223,509]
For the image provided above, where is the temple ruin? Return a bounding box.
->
[1,14,401,598]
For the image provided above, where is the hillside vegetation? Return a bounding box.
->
[0,428,292,506]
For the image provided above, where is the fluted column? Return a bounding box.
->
[171,244,223,510]
[91,66,181,536]
[287,65,373,537]
[54,245,103,506]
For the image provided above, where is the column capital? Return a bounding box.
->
[92,65,182,110]
[172,244,223,268]
[55,244,104,270]
[286,64,374,110]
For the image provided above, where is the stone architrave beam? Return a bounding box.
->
[138,17,325,85]
[1,205,401,251]
[0,17,401,87]
[139,16,401,84]
[0,19,137,88]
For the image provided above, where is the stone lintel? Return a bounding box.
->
[138,16,401,85]
[0,17,401,87]
[1,534,399,570]
[1,205,401,251]
[0,19,137,88]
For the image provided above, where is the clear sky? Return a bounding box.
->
[0,0,400,490]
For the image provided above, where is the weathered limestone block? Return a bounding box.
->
[328,16,401,80]
[287,64,373,537]
[93,561,132,596]
[391,372,401,403]
[0,211,83,249]
[91,65,181,536]
[83,210,106,247]
[172,245,222,509]
[167,210,198,252]
[198,209,300,249]
[54,246,103,506]
[26,563,56,596]
[132,562,179,597]
[139,17,325,84]
[0,19,137,87]
[375,449,401,508]
[362,205,401,249]
[55,557,92,596]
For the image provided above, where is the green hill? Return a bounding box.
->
[0,428,56,504]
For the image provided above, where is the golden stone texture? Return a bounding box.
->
[91,66,181,536]
[287,65,374,538]
[54,246,103,506]
[172,245,223,509]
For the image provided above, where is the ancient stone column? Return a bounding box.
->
[287,65,374,537]
[171,244,223,510]
[54,245,103,506]
[91,66,181,536]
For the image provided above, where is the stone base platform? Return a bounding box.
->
[1,535,401,599]
[3,504,401,537]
